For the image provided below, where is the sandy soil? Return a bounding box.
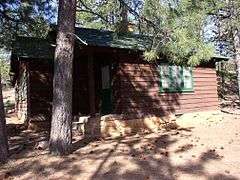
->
[0,111,240,180]
[2,88,15,103]
[2,88,20,124]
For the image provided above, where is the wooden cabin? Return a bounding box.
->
[10,27,227,137]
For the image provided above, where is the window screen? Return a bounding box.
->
[159,65,193,92]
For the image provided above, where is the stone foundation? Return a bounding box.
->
[75,114,177,138]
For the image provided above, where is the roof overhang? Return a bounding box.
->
[212,55,231,62]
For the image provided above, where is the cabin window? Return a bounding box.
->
[159,65,193,92]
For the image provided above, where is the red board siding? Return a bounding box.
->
[113,64,219,117]
[28,60,53,121]
[20,49,219,122]
[28,57,91,121]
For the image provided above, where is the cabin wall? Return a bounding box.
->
[18,50,219,126]
[28,60,53,122]
[113,58,219,118]
[72,54,90,115]
[15,62,29,122]
[26,56,92,123]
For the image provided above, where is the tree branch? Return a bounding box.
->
[76,0,111,24]
[76,8,110,24]
[117,0,157,29]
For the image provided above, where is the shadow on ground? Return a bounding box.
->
[1,125,238,180]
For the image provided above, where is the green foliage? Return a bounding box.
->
[0,50,10,84]
[0,0,56,49]
[142,0,215,66]
[143,50,159,62]
[0,62,10,84]
[76,0,120,30]
[76,0,143,31]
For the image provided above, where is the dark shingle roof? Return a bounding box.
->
[11,27,152,59]
[74,28,151,50]
[11,27,230,61]
[12,37,55,59]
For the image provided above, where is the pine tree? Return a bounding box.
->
[141,0,216,65]
[49,0,76,155]
[0,69,8,164]
[212,0,240,97]
[76,0,143,31]
[0,0,55,48]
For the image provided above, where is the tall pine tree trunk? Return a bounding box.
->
[233,30,240,98]
[49,0,76,155]
[119,2,128,33]
[0,70,8,163]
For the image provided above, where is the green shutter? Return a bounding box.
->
[182,67,194,91]
[159,64,194,93]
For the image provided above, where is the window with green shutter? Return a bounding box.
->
[159,64,194,93]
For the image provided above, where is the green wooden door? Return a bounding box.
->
[101,65,112,115]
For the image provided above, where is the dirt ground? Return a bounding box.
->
[2,88,19,124]
[0,110,240,180]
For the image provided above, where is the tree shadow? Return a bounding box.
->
[2,127,238,180]
[86,133,237,180]
[113,55,181,118]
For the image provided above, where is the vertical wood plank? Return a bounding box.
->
[88,54,96,116]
